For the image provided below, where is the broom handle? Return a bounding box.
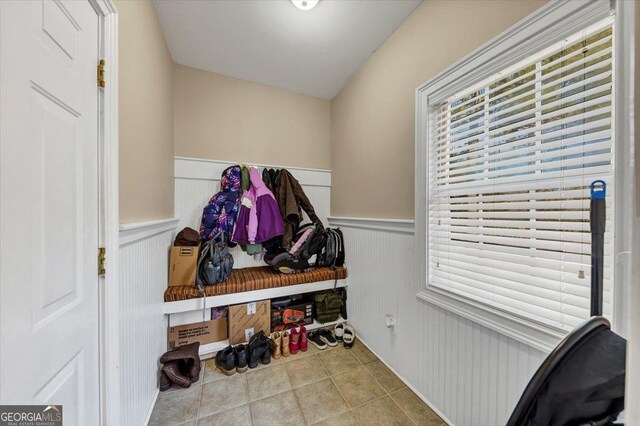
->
[590,180,606,317]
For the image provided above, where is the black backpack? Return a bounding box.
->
[196,232,233,289]
[317,228,345,269]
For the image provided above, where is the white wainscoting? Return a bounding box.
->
[119,219,178,426]
[329,217,548,426]
[174,156,331,269]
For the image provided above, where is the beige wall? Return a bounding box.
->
[117,0,174,222]
[331,0,548,219]
[174,64,331,170]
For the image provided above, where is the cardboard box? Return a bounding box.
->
[167,318,227,350]
[271,302,313,332]
[169,245,199,287]
[228,300,271,345]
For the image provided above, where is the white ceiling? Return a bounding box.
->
[153,0,422,100]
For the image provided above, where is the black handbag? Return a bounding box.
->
[196,232,233,289]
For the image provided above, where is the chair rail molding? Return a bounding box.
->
[328,216,415,234]
[119,218,179,246]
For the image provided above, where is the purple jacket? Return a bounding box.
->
[232,167,284,244]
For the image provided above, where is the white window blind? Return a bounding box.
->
[428,20,614,331]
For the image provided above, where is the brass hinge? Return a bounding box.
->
[98,247,106,276]
[97,59,106,88]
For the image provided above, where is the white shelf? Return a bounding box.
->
[164,279,347,314]
[198,315,346,359]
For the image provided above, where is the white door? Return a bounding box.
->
[0,1,100,424]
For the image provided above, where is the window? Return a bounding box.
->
[413,1,634,351]
[428,22,614,332]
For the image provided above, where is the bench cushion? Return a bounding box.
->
[164,266,347,302]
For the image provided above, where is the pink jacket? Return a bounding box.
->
[232,167,284,244]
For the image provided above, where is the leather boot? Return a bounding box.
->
[160,371,172,392]
[215,345,236,376]
[162,360,192,388]
[300,325,308,352]
[248,331,267,368]
[290,327,300,355]
[160,342,201,381]
[281,330,291,357]
[235,344,248,373]
[270,332,282,359]
[260,333,271,365]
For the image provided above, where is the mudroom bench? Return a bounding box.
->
[164,266,348,358]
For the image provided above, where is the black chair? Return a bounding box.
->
[506,316,626,426]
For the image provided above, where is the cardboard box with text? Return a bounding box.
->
[228,300,271,345]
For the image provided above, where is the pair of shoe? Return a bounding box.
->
[270,325,308,359]
[215,344,248,376]
[159,342,201,391]
[308,328,338,350]
[334,323,356,348]
[215,331,272,375]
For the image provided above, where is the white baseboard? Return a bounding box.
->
[143,388,160,426]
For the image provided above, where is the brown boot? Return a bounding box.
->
[160,342,201,381]
[160,371,172,392]
[270,332,282,359]
[281,330,291,357]
[162,360,192,388]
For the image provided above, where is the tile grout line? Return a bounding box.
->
[285,358,309,426]
[316,344,363,425]
[196,370,204,424]
[327,371,362,425]
[362,358,417,425]
[388,389,421,426]
[325,343,413,425]
[244,373,254,426]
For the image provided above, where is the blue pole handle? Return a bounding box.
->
[590,180,606,199]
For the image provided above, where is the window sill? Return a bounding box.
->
[416,286,566,353]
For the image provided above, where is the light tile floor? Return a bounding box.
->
[150,337,446,426]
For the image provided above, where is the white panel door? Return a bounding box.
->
[0,1,100,424]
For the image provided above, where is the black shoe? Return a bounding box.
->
[308,331,327,350]
[248,331,267,369]
[234,344,248,373]
[259,334,272,365]
[318,328,338,347]
[215,345,236,376]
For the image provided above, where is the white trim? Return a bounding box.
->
[90,0,120,425]
[164,278,347,314]
[174,156,331,187]
[143,389,159,426]
[611,0,635,337]
[356,336,455,426]
[416,289,562,353]
[416,0,612,103]
[328,216,415,234]
[414,0,634,352]
[119,218,179,246]
[613,0,638,422]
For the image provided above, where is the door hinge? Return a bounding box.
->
[98,247,106,276]
[97,59,106,88]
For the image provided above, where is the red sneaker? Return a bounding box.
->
[299,326,308,352]
[290,327,300,354]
